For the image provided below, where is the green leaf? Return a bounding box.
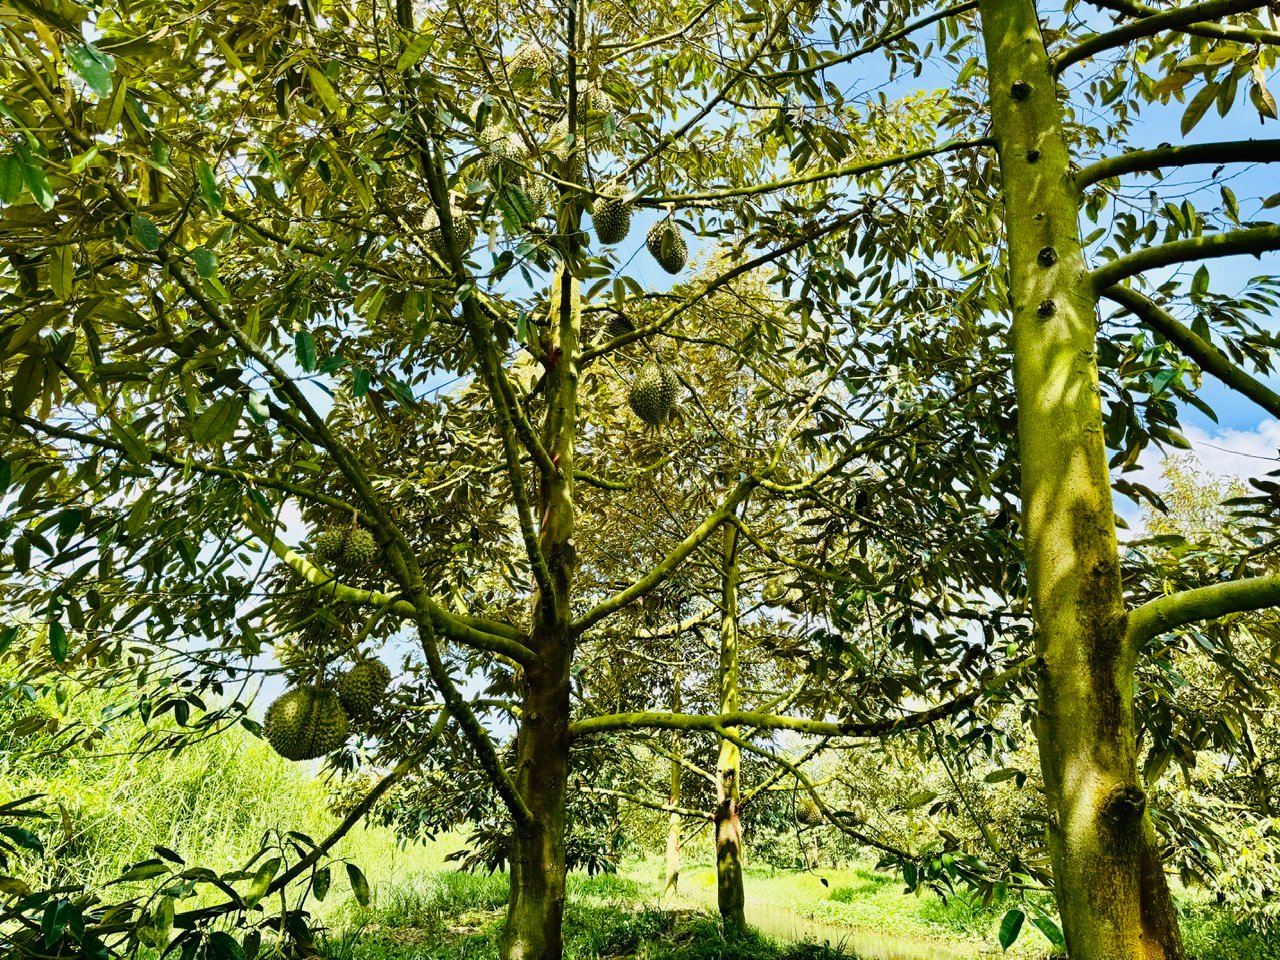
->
[0,458,8,493]
[983,767,1020,784]
[0,824,44,854]
[1191,264,1210,297]
[295,329,317,372]
[1181,82,1218,136]
[311,866,331,901]
[307,66,341,114]
[205,930,246,960]
[131,215,161,251]
[397,33,434,72]
[999,908,1025,950]
[41,898,72,947]
[352,367,371,398]
[196,161,223,212]
[191,247,217,278]
[66,42,114,97]
[0,154,23,204]
[191,396,244,445]
[11,355,44,414]
[117,859,170,882]
[245,856,281,905]
[49,244,74,300]
[21,160,54,210]
[0,626,16,655]
[345,862,370,906]
[1031,915,1066,948]
[47,622,68,663]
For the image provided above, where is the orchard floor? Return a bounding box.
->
[315,831,1279,960]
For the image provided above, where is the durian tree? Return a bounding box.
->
[5,1,1280,960]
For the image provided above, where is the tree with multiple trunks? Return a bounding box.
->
[4,1,1280,959]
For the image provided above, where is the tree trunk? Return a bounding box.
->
[715,523,746,932]
[500,259,581,960]
[977,4,1184,958]
[500,654,572,960]
[664,675,683,896]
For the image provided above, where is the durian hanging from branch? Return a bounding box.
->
[592,185,632,245]
[628,358,679,427]
[263,685,350,761]
[646,217,687,274]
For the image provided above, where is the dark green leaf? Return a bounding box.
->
[0,154,23,204]
[47,622,68,663]
[205,930,246,960]
[345,862,370,906]
[295,329,317,372]
[131,215,161,251]
[66,42,114,97]
[20,159,53,210]
[196,161,223,212]
[1181,82,1218,136]
[999,908,1024,950]
[311,866,331,901]
[192,247,217,278]
[1031,915,1066,948]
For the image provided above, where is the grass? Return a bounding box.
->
[2,682,1275,959]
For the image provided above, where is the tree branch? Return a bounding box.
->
[1056,0,1271,74]
[1090,223,1280,292]
[1102,284,1280,420]
[645,139,992,207]
[1127,575,1280,651]
[243,512,536,664]
[571,477,758,635]
[1077,139,1280,189]
[569,658,1033,739]
[582,785,713,821]
[1084,0,1280,46]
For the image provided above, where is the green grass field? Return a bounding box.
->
[2,696,1276,960]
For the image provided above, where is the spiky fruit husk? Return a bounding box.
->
[797,796,822,826]
[263,687,350,761]
[646,220,687,274]
[520,176,556,215]
[508,44,550,85]
[592,192,632,245]
[477,128,525,182]
[628,359,678,426]
[314,526,379,575]
[335,659,392,722]
[422,209,477,261]
[604,313,635,340]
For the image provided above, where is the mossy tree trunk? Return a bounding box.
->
[499,260,582,960]
[715,522,746,932]
[664,674,683,896]
[978,3,1184,958]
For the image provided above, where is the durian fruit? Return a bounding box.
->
[477,126,525,182]
[520,175,556,214]
[646,219,688,274]
[546,118,584,180]
[796,796,822,826]
[263,687,350,761]
[422,207,477,261]
[335,658,392,722]
[628,359,679,426]
[592,187,632,245]
[508,44,551,86]
[604,312,635,340]
[313,525,379,575]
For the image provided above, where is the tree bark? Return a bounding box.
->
[715,523,746,932]
[978,3,1184,958]
[664,674,683,896]
[499,260,581,960]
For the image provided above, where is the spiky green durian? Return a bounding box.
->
[646,219,687,274]
[477,127,526,182]
[263,687,350,761]
[422,207,477,261]
[628,359,679,426]
[592,188,632,245]
[335,659,392,722]
[796,796,822,826]
[604,312,635,340]
[313,526,379,575]
[508,44,550,85]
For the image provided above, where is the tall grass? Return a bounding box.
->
[0,678,334,892]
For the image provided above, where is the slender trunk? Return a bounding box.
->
[664,673,683,896]
[715,523,746,932]
[978,4,1183,958]
[500,259,580,960]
